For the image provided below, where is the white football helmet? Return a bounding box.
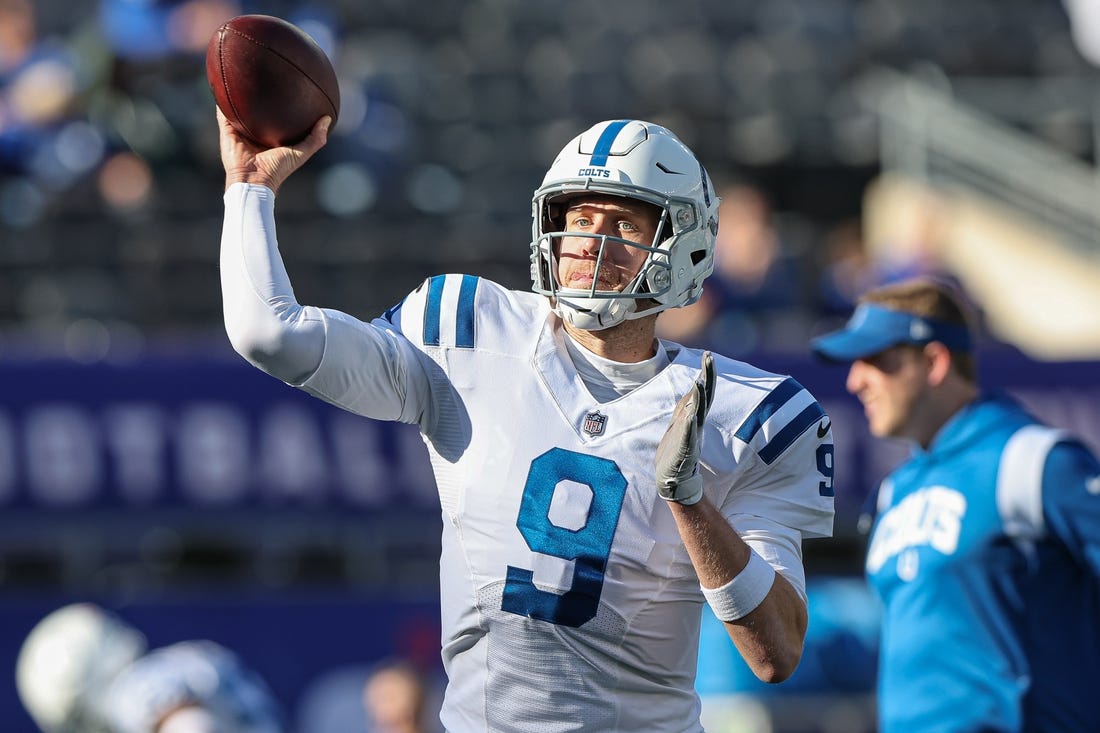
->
[16,603,147,733]
[530,119,720,330]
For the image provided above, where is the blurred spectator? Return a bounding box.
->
[658,181,806,352]
[295,657,443,733]
[97,0,240,61]
[815,217,880,317]
[709,183,801,313]
[16,602,285,733]
[362,659,434,733]
[0,0,34,73]
[0,0,81,180]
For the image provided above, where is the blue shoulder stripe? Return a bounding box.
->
[423,275,446,346]
[422,274,479,348]
[589,120,631,166]
[455,274,478,348]
[733,377,803,443]
[758,402,826,465]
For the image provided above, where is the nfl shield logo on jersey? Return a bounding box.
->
[582,411,607,436]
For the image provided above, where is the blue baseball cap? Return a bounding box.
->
[811,303,972,363]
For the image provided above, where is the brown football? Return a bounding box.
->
[206,15,339,148]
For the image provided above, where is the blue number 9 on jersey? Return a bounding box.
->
[502,448,627,627]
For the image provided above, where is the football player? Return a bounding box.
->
[16,603,285,733]
[218,111,835,732]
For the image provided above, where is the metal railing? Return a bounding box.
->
[854,68,1100,260]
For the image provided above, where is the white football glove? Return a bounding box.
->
[655,351,715,505]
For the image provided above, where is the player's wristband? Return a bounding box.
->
[701,550,776,621]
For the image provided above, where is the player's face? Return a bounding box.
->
[846,345,929,439]
[556,197,659,291]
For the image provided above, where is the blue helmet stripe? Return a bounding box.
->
[734,377,804,443]
[589,120,631,167]
[758,402,826,465]
[455,274,479,348]
[423,275,446,346]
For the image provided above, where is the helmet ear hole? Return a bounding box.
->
[538,255,553,288]
[544,201,565,233]
[691,250,706,266]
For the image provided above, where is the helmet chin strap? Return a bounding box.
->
[553,291,638,331]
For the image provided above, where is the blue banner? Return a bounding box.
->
[0,357,436,514]
[0,349,1095,532]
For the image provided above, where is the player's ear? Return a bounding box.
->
[923,341,953,387]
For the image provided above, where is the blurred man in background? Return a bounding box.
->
[217,110,834,732]
[362,660,433,733]
[812,277,1100,733]
[16,603,285,733]
[655,181,803,350]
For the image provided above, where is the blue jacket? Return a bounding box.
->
[866,394,1100,733]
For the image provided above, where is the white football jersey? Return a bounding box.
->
[295,274,834,733]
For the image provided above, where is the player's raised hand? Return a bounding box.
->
[656,351,715,505]
[218,107,330,194]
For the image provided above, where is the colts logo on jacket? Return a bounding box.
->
[866,485,966,581]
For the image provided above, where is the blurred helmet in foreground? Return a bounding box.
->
[16,603,147,732]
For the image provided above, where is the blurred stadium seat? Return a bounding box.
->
[2,1,1100,730]
[2,0,1098,341]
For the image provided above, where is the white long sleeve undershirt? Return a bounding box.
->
[220,183,430,429]
[220,182,326,384]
